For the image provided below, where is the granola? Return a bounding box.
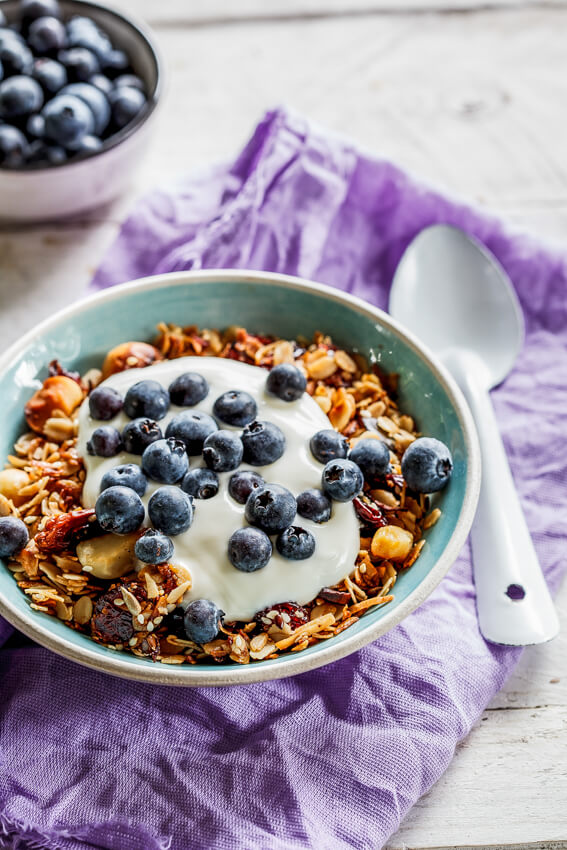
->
[1,324,442,666]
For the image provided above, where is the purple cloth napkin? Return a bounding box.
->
[2,107,566,850]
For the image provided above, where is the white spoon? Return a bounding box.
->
[389,224,559,646]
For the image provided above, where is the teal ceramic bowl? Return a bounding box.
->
[0,271,480,685]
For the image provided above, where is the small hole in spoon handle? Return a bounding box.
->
[506,583,526,601]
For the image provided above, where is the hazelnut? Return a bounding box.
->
[101,342,163,379]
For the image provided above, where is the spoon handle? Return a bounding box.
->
[443,350,559,646]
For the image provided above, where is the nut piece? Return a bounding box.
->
[25,376,84,434]
[73,595,93,625]
[76,533,139,580]
[371,525,414,562]
[0,468,30,506]
[101,342,163,379]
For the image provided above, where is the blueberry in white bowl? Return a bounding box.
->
[148,486,193,536]
[181,467,219,500]
[165,411,218,456]
[99,462,147,497]
[135,528,174,565]
[401,437,453,493]
[241,420,286,466]
[121,417,162,455]
[228,527,272,573]
[95,484,145,535]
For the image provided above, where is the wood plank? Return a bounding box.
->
[116,0,567,27]
[386,704,567,848]
[135,8,567,213]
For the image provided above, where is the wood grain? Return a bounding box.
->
[118,0,567,27]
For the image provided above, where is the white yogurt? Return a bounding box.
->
[77,357,360,621]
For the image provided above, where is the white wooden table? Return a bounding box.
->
[1,2,566,847]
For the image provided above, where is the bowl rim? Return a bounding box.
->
[0,0,163,173]
[0,269,481,686]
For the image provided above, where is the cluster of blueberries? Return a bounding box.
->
[0,357,454,647]
[87,364,385,571]
[0,0,148,167]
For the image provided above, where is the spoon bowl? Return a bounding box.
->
[389,225,524,388]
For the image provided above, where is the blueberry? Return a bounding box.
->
[296,488,332,523]
[348,438,390,481]
[42,93,94,146]
[60,82,109,134]
[114,73,145,92]
[241,420,285,466]
[71,133,101,154]
[134,528,174,565]
[266,363,307,402]
[321,459,364,502]
[183,598,223,644]
[202,430,243,472]
[276,525,316,560]
[0,516,29,558]
[89,72,112,95]
[0,30,22,51]
[124,380,169,421]
[122,418,162,454]
[88,385,123,420]
[32,57,67,93]
[165,411,217,455]
[228,527,272,572]
[148,486,193,536]
[181,467,219,500]
[66,17,111,61]
[86,425,122,457]
[401,437,453,493]
[108,85,145,128]
[20,0,61,30]
[28,16,66,53]
[168,371,208,407]
[26,112,44,137]
[213,389,257,427]
[0,76,43,119]
[100,463,147,497]
[101,48,128,78]
[310,429,349,464]
[228,470,264,504]
[245,483,296,534]
[0,124,28,166]
[141,437,188,484]
[0,38,33,76]
[26,139,65,164]
[95,485,145,534]
[46,144,65,163]
[58,47,99,82]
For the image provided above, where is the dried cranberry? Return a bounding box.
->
[353,496,387,527]
[319,587,352,605]
[255,601,309,632]
[91,585,134,644]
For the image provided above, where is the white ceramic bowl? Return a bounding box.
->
[0,0,162,222]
